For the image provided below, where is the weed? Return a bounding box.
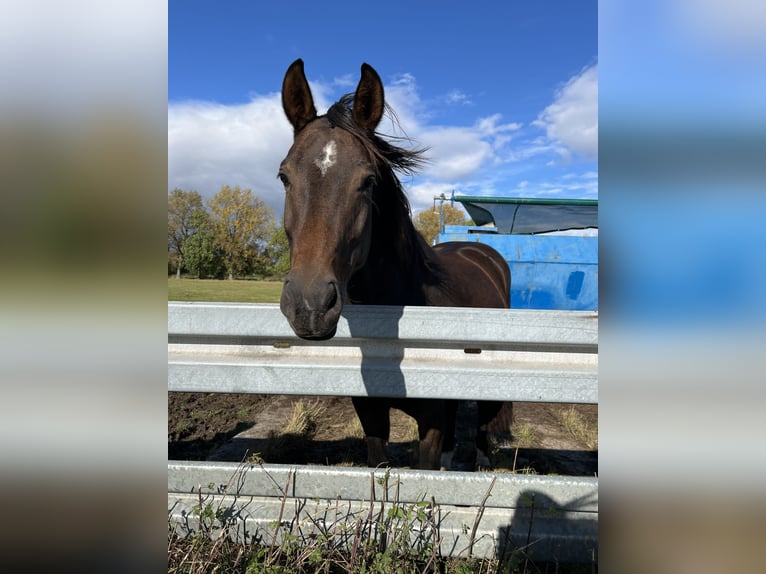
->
[512,423,536,448]
[173,421,189,434]
[560,406,598,450]
[343,416,366,440]
[169,462,595,573]
[261,399,327,462]
[284,398,326,436]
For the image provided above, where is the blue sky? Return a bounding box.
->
[169,1,598,216]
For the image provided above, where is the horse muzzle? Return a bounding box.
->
[280,274,343,340]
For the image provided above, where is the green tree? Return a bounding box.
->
[413,203,470,245]
[263,219,290,278]
[183,208,223,278]
[208,185,275,280]
[168,188,204,278]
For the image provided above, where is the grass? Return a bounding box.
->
[169,465,444,574]
[261,399,331,463]
[488,423,539,475]
[560,407,598,450]
[257,399,371,467]
[168,277,283,303]
[284,399,327,436]
[342,416,366,441]
[511,423,537,448]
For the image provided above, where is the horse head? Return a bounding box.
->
[278,59,384,339]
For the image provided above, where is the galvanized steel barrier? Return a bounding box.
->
[168,302,598,562]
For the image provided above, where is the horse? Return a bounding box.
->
[278,59,511,470]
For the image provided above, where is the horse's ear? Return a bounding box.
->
[353,63,384,132]
[282,59,317,132]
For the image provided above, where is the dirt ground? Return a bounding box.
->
[168,393,597,476]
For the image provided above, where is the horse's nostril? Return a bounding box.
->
[324,281,339,310]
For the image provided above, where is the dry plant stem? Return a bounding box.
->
[350,516,362,569]
[366,472,376,540]
[267,469,293,566]
[196,488,206,535]
[468,475,496,558]
[522,492,536,574]
[422,496,440,573]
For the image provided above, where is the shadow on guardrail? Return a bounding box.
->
[494,490,598,565]
[346,305,407,467]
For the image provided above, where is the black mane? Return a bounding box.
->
[325,94,443,293]
[325,94,428,211]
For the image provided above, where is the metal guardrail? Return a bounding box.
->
[169,303,598,403]
[168,302,598,562]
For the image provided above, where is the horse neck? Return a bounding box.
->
[349,182,437,305]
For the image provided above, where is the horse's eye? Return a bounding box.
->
[360,175,376,191]
[278,172,290,188]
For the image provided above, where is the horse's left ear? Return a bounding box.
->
[353,63,384,132]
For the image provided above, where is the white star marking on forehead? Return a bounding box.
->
[314,140,337,176]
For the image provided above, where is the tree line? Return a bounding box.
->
[168,186,470,280]
[168,186,287,280]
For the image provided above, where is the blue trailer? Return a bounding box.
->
[435,195,598,311]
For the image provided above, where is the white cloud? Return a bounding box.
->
[383,105,521,182]
[476,114,522,136]
[418,127,494,179]
[535,172,599,198]
[168,94,292,214]
[333,73,356,89]
[375,77,525,200]
[405,181,458,214]
[381,73,426,133]
[534,64,598,160]
[446,89,471,105]
[168,77,340,215]
[415,114,520,181]
[502,141,558,164]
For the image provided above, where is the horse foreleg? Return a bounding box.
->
[364,437,389,468]
[418,427,444,470]
[352,397,390,467]
[439,400,459,470]
[413,399,455,470]
[476,400,509,469]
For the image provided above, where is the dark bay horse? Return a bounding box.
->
[278,59,510,470]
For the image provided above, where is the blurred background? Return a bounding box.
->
[600,1,766,571]
[0,1,167,570]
